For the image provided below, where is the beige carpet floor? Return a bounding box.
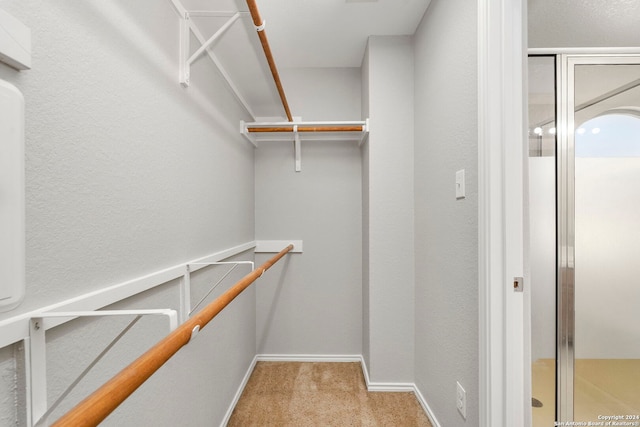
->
[228,362,433,427]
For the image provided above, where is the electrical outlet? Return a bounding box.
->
[456,381,466,419]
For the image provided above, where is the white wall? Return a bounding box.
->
[0,1,255,424]
[278,67,362,121]
[413,0,479,425]
[529,0,640,48]
[254,67,363,356]
[361,36,415,384]
[361,48,371,369]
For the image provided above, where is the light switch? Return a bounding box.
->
[456,169,465,199]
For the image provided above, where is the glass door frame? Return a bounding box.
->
[556,53,640,423]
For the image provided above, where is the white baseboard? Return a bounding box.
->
[256,353,362,363]
[413,384,442,427]
[220,355,258,427]
[360,356,441,426]
[221,354,441,427]
[358,356,414,392]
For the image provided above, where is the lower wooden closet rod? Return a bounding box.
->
[52,244,294,427]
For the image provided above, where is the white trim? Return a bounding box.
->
[528,47,640,55]
[413,385,442,427]
[255,354,362,363]
[365,383,414,392]
[220,355,258,427]
[478,0,526,426]
[0,241,256,349]
[359,355,372,388]
[358,356,413,392]
[254,240,303,253]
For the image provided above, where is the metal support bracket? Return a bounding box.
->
[174,4,256,119]
[239,119,370,170]
[179,265,192,324]
[186,12,241,70]
[184,261,255,317]
[181,11,242,87]
[179,12,191,87]
[359,118,370,146]
[293,125,301,172]
[28,309,177,427]
[240,120,258,148]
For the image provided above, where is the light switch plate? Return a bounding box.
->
[456,169,465,199]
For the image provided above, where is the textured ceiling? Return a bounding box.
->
[256,0,431,68]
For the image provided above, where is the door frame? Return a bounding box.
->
[477,0,527,426]
[476,4,640,427]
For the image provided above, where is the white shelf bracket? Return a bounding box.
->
[241,119,370,170]
[179,12,190,87]
[27,309,177,427]
[179,265,191,324]
[172,3,256,120]
[240,120,258,147]
[28,319,46,427]
[184,261,255,317]
[186,12,241,67]
[359,118,370,146]
[293,125,301,172]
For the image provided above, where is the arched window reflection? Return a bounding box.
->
[576,109,640,157]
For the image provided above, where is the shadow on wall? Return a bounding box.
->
[257,255,291,353]
[74,1,251,140]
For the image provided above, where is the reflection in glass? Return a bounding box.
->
[573,63,640,423]
[528,55,557,427]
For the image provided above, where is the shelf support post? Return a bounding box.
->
[29,318,47,427]
[293,126,301,172]
[179,12,190,87]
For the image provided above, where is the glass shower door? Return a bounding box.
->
[528,55,557,427]
[566,57,640,424]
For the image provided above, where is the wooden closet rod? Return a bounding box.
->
[245,0,293,122]
[249,126,365,133]
[52,244,294,427]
